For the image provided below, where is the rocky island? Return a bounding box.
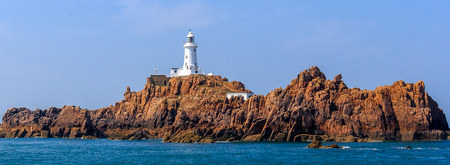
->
[0,66,448,143]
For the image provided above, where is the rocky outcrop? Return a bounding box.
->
[306,140,342,149]
[1,66,448,142]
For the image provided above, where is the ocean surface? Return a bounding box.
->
[0,138,448,164]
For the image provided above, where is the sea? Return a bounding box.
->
[0,138,448,164]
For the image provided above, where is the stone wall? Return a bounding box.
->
[148,75,171,86]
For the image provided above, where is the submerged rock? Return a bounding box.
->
[81,135,97,139]
[242,134,260,141]
[163,132,215,143]
[306,140,342,149]
[320,144,342,149]
[306,140,322,148]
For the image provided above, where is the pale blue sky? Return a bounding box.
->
[0,0,449,122]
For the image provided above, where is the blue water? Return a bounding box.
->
[0,138,448,164]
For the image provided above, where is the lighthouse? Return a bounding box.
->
[170,31,204,77]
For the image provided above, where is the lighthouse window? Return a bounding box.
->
[195,71,198,73]
[194,49,196,52]
[186,55,188,59]
[188,37,193,42]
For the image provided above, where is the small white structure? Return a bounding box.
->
[227,92,254,100]
[170,31,204,77]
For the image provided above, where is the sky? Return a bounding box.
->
[0,0,449,122]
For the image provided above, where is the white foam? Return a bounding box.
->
[356,148,378,150]
[342,146,351,149]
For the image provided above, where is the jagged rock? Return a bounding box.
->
[0,66,448,143]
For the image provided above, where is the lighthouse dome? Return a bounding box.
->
[187,32,194,38]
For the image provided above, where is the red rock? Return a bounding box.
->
[0,67,448,142]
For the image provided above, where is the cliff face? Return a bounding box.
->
[1,67,448,142]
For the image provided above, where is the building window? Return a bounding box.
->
[186,55,188,59]
[195,71,198,73]
[194,49,196,53]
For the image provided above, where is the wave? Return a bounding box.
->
[415,147,440,150]
[396,147,408,150]
[395,147,440,150]
[342,146,351,149]
[356,148,378,150]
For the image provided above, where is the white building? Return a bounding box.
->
[170,31,204,77]
[227,92,254,100]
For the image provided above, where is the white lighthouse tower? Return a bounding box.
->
[170,31,204,77]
